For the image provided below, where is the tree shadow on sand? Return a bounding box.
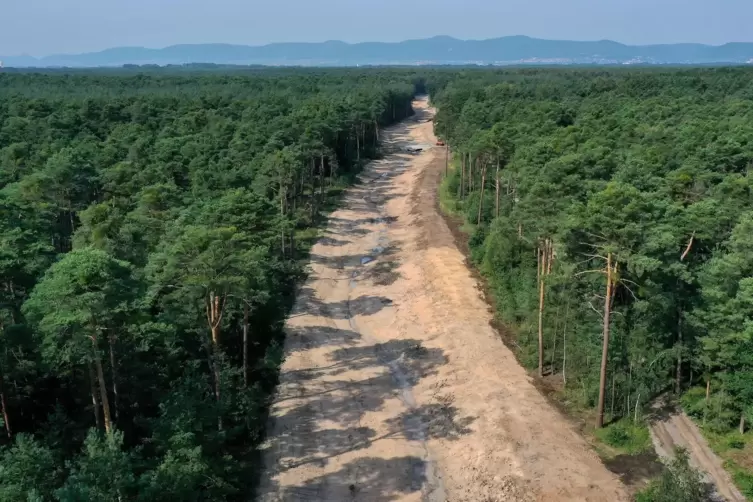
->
[284,325,362,355]
[292,286,395,319]
[267,338,475,480]
[274,456,434,501]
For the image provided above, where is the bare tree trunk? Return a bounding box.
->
[628,361,633,420]
[280,186,286,258]
[299,169,305,208]
[477,164,487,225]
[562,301,569,386]
[495,160,500,218]
[741,414,746,434]
[108,335,119,423]
[551,304,559,375]
[676,306,682,393]
[243,303,249,388]
[319,154,325,199]
[706,378,711,402]
[92,337,112,434]
[361,123,366,158]
[597,252,613,429]
[210,294,221,346]
[89,362,102,430]
[459,154,465,199]
[207,292,225,430]
[309,158,316,221]
[7,283,17,325]
[445,145,449,178]
[538,240,547,377]
[0,370,11,439]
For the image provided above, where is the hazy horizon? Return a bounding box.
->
[4,0,753,57]
[9,35,753,59]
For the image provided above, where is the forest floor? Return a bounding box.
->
[257,97,628,501]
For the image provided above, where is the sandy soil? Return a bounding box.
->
[649,402,746,502]
[258,98,628,501]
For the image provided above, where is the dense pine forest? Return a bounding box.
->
[0,69,416,500]
[430,67,753,495]
[5,65,753,500]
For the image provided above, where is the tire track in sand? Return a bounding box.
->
[258,97,628,501]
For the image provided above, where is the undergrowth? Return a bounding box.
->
[594,418,652,456]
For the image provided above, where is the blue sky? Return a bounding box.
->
[3,0,753,56]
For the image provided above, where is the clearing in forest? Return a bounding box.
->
[258,98,628,501]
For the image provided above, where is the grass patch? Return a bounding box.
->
[438,167,462,216]
[594,418,652,456]
[701,428,753,500]
[727,460,753,499]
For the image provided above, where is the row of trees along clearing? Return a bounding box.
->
[429,67,753,433]
[0,69,417,500]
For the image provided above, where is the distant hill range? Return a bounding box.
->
[4,36,753,68]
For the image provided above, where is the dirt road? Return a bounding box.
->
[650,404,745,502]
[258,98,628,501]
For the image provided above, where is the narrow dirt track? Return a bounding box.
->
[650,406,745,502]
[258,98,628,501]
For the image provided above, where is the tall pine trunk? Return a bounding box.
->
[495,160,500,218]
[319,154,325,201]
[309,158,316,221]
[562,301,569,386]
[445,145,449,178]
[243,303,249,388]
[0,369,11,439]
[356,126,360,163]
[537,240,548,377]
[459,154,465,199]
[676,305,683,393]
[706,378,711,402]
[89,362,102,430]
[108,335,119,423]
[92,337,112,434]
[280,185,287,258]
[597,252,613,429]
[207,292,224,430]
[477,164,487,225]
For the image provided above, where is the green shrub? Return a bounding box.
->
[680,386,707,420]
[726,435,746,450]
[635,448,708,502]
[681,387,741,433]
[605,425,631,447]
[594,419,651,455]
